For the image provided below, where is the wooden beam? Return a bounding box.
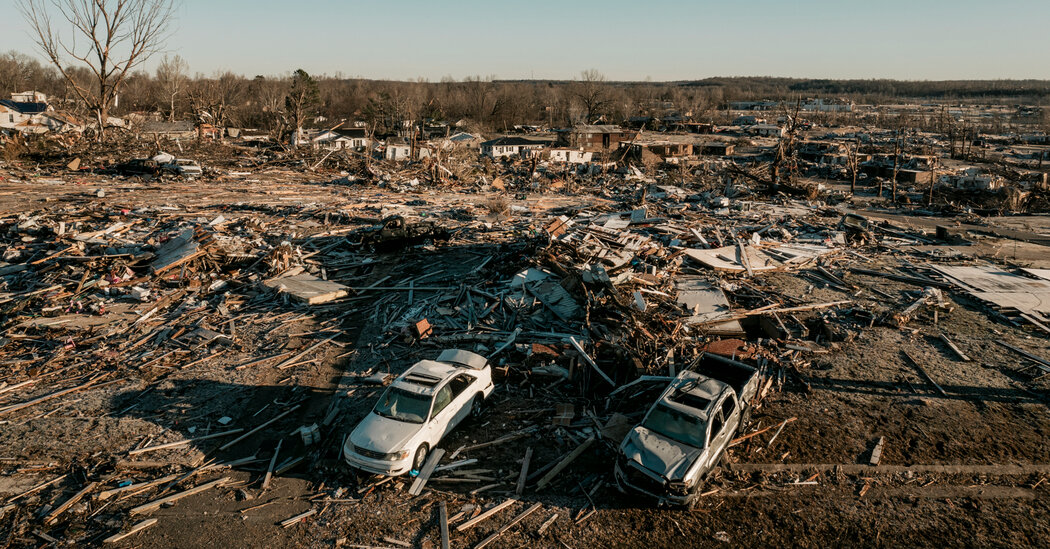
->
[42,481,96,525]
[515,447,532,496]
[408,448,445,496]
[129,477,230,516]
[474,502,542,549]
[128,429,244,455]
[536,437,595,490]
[438,500,450,549]
[262,439,282,490]
[103,518,158,543]
[455,498,517,532]
[568,337,615,387]
[98,474,179,501]
[219,406,300,451]
[279,508,317,528]
[938,333,971,362]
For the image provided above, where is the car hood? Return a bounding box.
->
[349,412,423,454]
[621,426,704,481]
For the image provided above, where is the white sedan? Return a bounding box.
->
[343,349,494,476]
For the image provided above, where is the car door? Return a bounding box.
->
[709,395,738,459]
[446,373,477,429]
[427,383,457,443]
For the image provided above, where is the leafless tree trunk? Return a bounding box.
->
[846,137,860,194]
[156,54,187,122]
[19,0,176,141]
[891,129,902,203]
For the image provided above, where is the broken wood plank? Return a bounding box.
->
[219,406,301,451]
[938,333,971,362]
[438,500,450,549]
[995,340,1050,374]
[730,417,797,446]
[127,428,244,455]
[279,508,317,528]
[103,518,157,543]
[567,337,615,387]
[276,334,340,370]
[408,448,445,496]
[262,439,283,490]
[42,481,96,525]
[515,447,532,496]
[98,474,179,501]
[537,512,559,535]
[474,502,543,549]
[536,437,595,490]
[0,377,120,416]
[901,351,947,397]
[870,436,886,466]
[129,477,230,516]
[455,498,518,532]
[6,474,67,503]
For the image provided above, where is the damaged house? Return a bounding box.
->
[561,124,636,151]
[480,136,548,159]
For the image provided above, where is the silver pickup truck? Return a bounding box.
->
[614,354,760,506]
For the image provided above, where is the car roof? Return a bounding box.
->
[391,359,462,396]
[652,371,727,421]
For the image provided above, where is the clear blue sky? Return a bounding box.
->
[4,0,1049,81]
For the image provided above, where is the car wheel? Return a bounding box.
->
[470,395,484,419]
[413,444,429,471]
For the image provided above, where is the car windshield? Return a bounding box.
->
[642,404,706,449]
[373,387,431,424]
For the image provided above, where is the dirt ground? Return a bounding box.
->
[0,173,1047,549]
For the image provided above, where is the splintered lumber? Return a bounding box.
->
[870,436,886,466]
[536,437,595,490]
[438,501,450,549]
[474,502,543,549]
[0,377,116,416]
[516,447,533,496]
[731,417,797,446]
[454,427,536,456]
[537,513,559,535]
[995,340,1050,374]
[42,481,96,525]
[7,474,67,503]
[568,337,615,387]
[127,428,244,455]
[938,333,971,362]
[129,477,230,516]
[901,352,947,397]
[262,439,283,490]
[104,519,157,543]
[219,406,301,451]
[455,498,518,532]
[279,508,317,528]
[408,448,445,496]
[276,334,340,370]
[849,267,951,289]
[98,474,179,501]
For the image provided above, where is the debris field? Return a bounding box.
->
[0,149,1048,549]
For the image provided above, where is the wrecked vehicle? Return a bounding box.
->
[614,354,759,506]
[109,158,161,176]
[343,349,494,476]
[359,215,452,252]
[162,158,203,178]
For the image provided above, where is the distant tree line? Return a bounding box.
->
[2,49,1049,139]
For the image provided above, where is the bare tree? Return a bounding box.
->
[572,69,611,124]
[19,0,177,141]
[845,137,861,194]
[155,54,187,122]
[286,69,320,147]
